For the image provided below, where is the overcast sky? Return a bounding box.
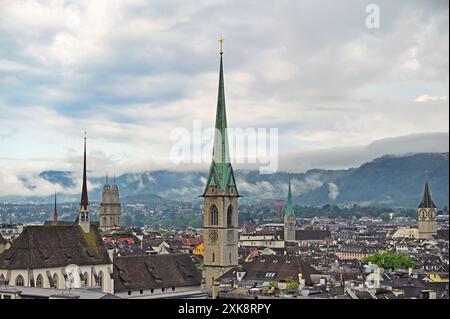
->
[0,0,449,195]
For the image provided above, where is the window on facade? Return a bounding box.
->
[0,274,5,282]
[210,205,218,226]
[227,205,233,227]
[172,287,175,291]
[53,274,59,289]
[82,272,89,287]
[15,275,24,287]
[212,253,215,263]
[36,274,43,288]
[98,271,103,288]
[229,253,232,264]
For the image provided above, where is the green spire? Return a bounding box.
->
[212,52,230,164]
[203,47,238,196]
[285,176,295,216]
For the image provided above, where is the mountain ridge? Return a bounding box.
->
[2,152,448,209]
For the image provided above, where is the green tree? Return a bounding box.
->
[364,251,421,270]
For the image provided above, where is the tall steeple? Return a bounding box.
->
[78,132,90,233]
[286,175,294,216]
[203,41,237,196]
[201,40,239,292]
[419,180,437,209]
[80,132,89,211]
[53,191,58,225]
[284,175,296,242]
[212,49,230,165]
[418,180,438,240]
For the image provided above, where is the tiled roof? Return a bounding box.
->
[112,254,201,292]
[0,224,111,269]
[219,255,320,285]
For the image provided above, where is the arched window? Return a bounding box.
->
[15,275,24,287]
[36,274,44,288]
[98,271,104,288]
[0,274,5,282]
[227,205,233,227]
[53,274,59,289]
[229,252,232,264]
[82,272,89,287]
[210,205,218,226]
[212,253,215,263]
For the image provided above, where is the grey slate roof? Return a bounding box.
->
[219,255,320,286]
[419,181,437,208]
[0,224,111,269]
[112,254,202,293]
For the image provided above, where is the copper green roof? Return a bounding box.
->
[203,51,237,196]
[285,176,295,216]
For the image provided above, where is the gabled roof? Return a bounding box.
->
[418,181,437,209]
[0,224,111,269]
[112,254,202,292]
[219,255,320,286]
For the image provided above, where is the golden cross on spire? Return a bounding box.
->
[219,36,224,54]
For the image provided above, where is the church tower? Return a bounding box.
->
[99,175,122,232]
[284,176,296,242]
[418,180,437,240]
[78,133,91,233]
[201,42,239,290]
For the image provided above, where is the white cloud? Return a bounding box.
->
[413,95,448,103]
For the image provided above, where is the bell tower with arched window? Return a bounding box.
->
[201,44,239,290]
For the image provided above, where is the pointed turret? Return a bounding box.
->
[78,132,90,233]
[53,191,58,225]
[419,181,437,209]
[203,47,238,196]
[285,176,295,217]
[80,133,89,210]
[284,175,296,242]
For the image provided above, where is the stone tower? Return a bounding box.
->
[78,133,90,233]
[418,181,437,240]
[201,45,239,290]
[284,176,296,242]
[99,175,121,232]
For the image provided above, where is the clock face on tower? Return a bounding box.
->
[419,209,427,220]
[209,230,218,243]
[428,209,437,220]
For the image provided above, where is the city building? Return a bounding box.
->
[0,135,114,294]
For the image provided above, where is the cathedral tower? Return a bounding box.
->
[99,174,122,232]
[78,133,90,233]
[418,180,437,240]
[201,42,239,290]
[284,176,296,242]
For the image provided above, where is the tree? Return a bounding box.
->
[364,251,421,270]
